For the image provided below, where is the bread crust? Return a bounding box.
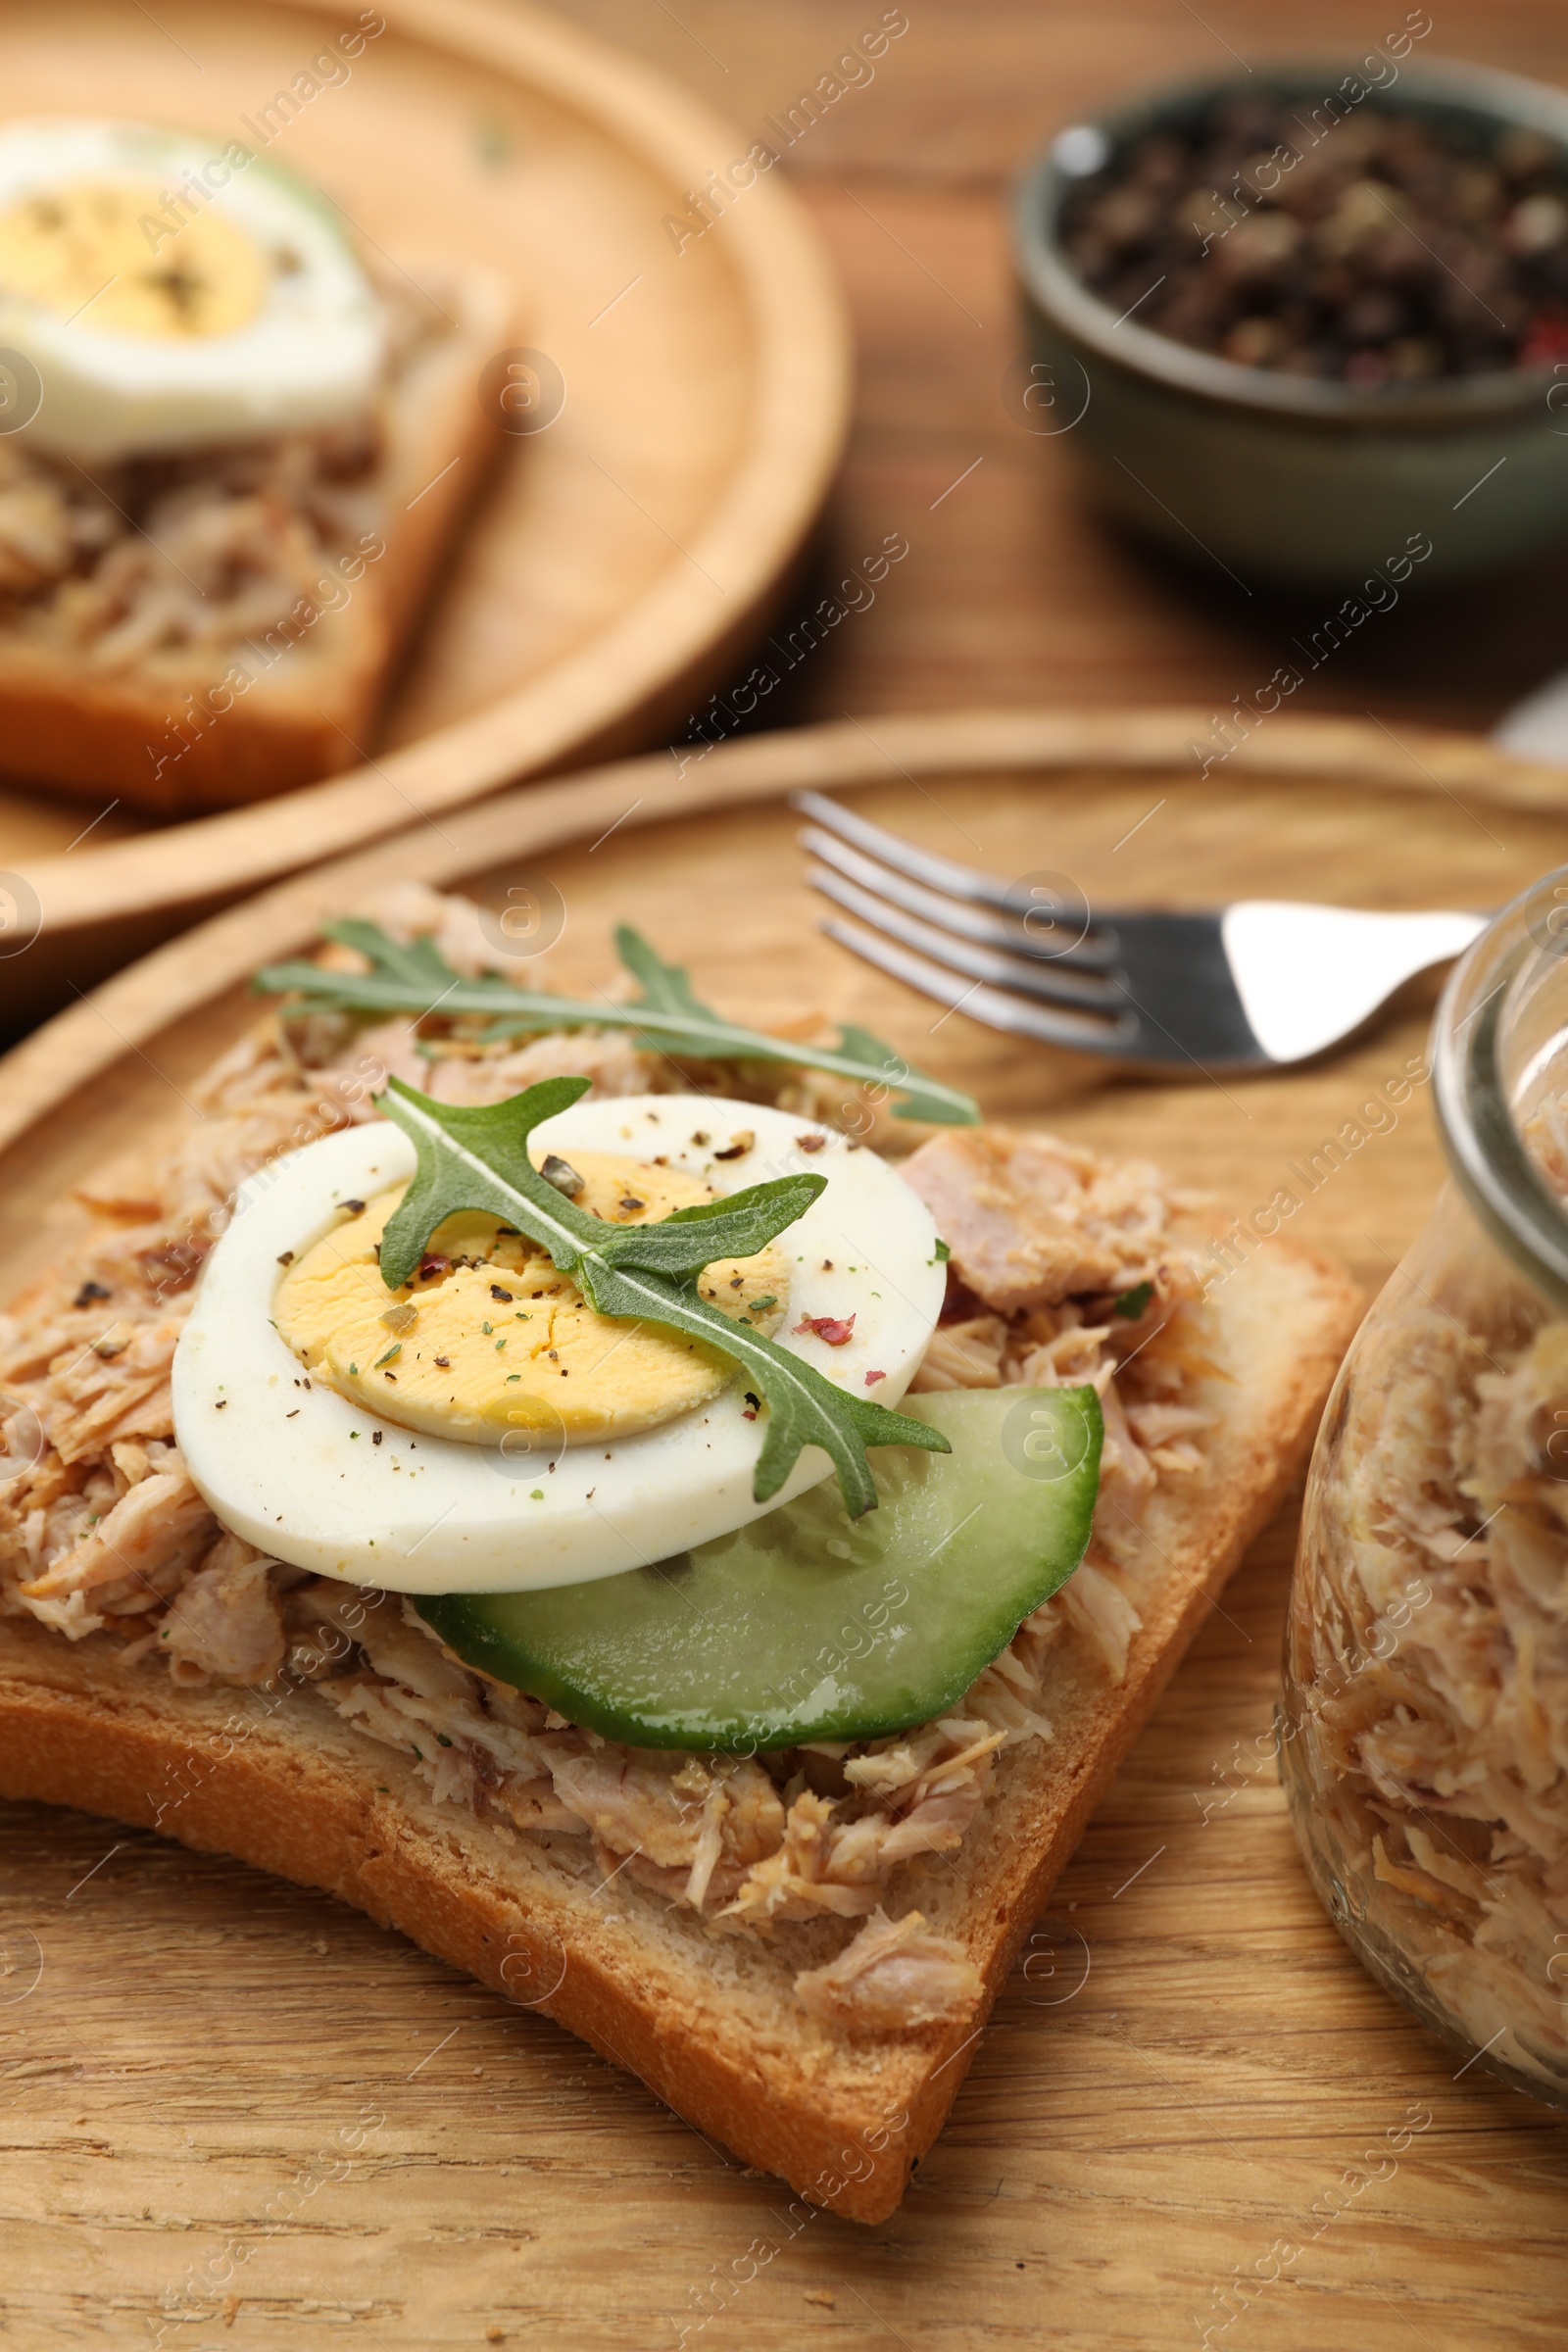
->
[0,1238,1361,2222]
[0,264,511,816]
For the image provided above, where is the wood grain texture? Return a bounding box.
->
[5,706,1568,1161]
[3,724,1568,2346]
[539,0,1568,747]
[26,0,1568,1039]
[0,0,849,1027]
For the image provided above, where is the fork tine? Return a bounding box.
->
[807,864,1123,1011]
[798,825,1120,971]
[819,913,1143,1055]
[792,788,1112,933]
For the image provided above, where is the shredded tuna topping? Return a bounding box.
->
[794,1907,987,2032]
[0,269,449,671]
[0,887,1217,2034]
[901,1126,1197,1314]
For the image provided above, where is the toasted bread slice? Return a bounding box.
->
[0,260,512,816]
[0,1233,1360,2223]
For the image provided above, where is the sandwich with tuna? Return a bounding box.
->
[0,115,508,812]
[0,890,1361,2220]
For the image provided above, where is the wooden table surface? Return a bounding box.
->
[7,4,1568,2347]
[4,739,1567,2351]
[546,0,1568,746]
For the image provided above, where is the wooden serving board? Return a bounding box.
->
[2,710,1567,2350]
[0,0,849,1030]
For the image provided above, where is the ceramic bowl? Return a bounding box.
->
[1013,57,1568,587]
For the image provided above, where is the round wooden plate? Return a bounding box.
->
[0,0,850,1027]
[4,703,1568,2340]
[1,701,1566,1224]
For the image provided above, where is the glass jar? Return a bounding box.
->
[1282,864,1568,2106]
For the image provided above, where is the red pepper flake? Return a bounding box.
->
[794,1312,856,1347]
[418,1255,450,1282]
[1523,312,1568,367]
[864,1368,886,1386]
[795,1133,825,1153]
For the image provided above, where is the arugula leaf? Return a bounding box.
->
[322,917,455,995]
[612,922,710,1019]
[254,921,978,1127]
[1111,1280,1153,1320]
[834,1019,972,1130]
[374,1074,950,1517]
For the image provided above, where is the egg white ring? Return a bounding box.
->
[0,119,384,459]
[172,1095,946,1594]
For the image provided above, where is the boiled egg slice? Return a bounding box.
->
[172,1096,946,1593]
[0,119,384,459]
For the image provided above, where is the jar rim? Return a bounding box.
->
[1435,864,1568,1309]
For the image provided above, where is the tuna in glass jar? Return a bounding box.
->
[1283,864,1568,2105]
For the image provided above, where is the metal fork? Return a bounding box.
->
[792,791,1487,1071]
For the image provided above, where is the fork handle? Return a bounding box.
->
[1221,903,1488,1066]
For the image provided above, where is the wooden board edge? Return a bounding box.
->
[2,703,1561,1161]
[25,701,1568,939]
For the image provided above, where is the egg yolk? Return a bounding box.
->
[273,1152,789,1448]
[0,178,268,337]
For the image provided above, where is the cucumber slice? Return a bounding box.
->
[416,1387,1102,1751]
